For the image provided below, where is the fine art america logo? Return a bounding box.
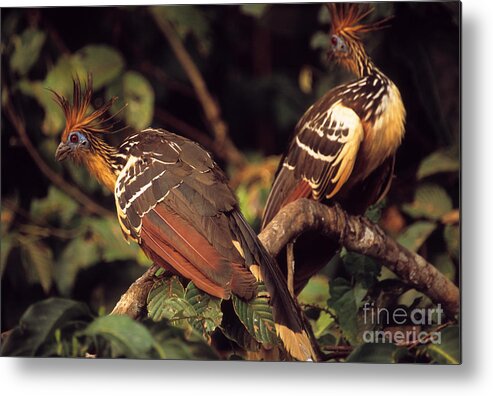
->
[362,302,444,345]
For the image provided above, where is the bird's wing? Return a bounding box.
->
[114,129,256,300]
[262,100,364,228]
[115,128,314,360]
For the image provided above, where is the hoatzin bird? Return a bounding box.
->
[261,3,406,295]
[53,77,314,361]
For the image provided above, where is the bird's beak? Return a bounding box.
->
[55,142,71,162]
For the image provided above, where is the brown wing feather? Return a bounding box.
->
[115,128,314,360]
[262,173,311,229]
[140,223,230,299]
[262,97,363,229]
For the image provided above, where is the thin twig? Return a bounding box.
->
[3,97,112,218]
[287,242,295,297]
[401,321,453,349]
[150,9,246,168]
[322,345,353,352]
[3,199,81,239]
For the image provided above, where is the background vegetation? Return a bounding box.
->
[1,3,459,362]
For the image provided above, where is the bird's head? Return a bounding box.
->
[327,3,392,76]
[53,76,116,163]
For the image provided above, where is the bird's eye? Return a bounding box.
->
[331,35,348,53]
[69,133,79,144]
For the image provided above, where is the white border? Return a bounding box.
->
[2,0,493,394]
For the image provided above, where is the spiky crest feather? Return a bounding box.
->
[328,3,392,39]
[51,76,118,141]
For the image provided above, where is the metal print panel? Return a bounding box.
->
[1,2,461,363]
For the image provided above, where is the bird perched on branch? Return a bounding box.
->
[53,77,313,361]
[261,3,406,295]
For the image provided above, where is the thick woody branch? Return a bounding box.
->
[112,199,459,319]
[258,199,460,317]
[111,264,159,319]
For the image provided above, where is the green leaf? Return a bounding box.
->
[313,311,335,338]
[236,184,256,226]
[147,276,190,325]
[220,309,260,353]
[298,275,330,306]
[240,4,270,18]
[417,148,459,179]
[365,199,386,223]
[444,224,459,259]
[151,6,211,54]
[18,79,66,135]
[341,252,382,289]
[146,319,219,360]
[55,236,100,296]
[1,233,13,277]
[107,71,154,130]
[328,278,368,345]
[73,45,124,90]
[402,184,453,220]
[81,315,155,358]
[30,186,79,225]
[397,221,437,252]
[318,4,331,23]
[18,54,86,135]
[84,216,143,262]
[310,31,330,51]
[232,283,277,345]
[346,343,399,363]
[184,282,223,335]
[398,289,429,308]
[155,297,196,329]
[44,54,86,96]
[148,276,185,305]
[10,28,46,75]
[425,326,460,364]
[1,298,92,356]
[20,238,54,293]
[433,253,456,281]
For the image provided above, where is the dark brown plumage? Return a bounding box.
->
[261,3,405,294]
[53,79,314,361]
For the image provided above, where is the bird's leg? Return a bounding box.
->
[286,240,296,297]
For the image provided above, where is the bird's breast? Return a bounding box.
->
[357,81,406,181]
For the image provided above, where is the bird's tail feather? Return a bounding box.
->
[231,210,316,361]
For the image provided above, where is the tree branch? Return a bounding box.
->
[258,199,460,317]
[150,9,246,168]
[111,264,160,319]
[111,199,459,319]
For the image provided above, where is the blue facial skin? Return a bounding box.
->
[331,35,348,54]
[55,131,90,161]
[67,131,90,149]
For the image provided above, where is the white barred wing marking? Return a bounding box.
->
[289,102,364,200]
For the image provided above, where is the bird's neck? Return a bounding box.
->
[346,41,380,79]
[80,135,127,192]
